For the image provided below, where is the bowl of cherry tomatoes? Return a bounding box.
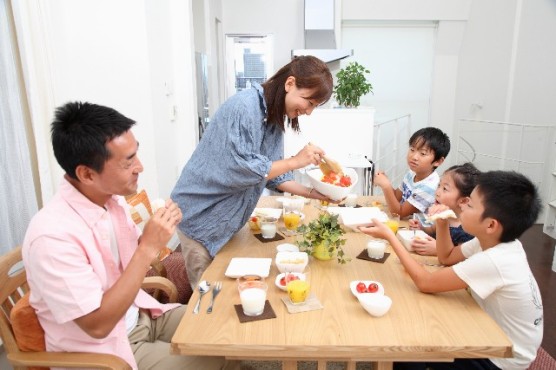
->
[350,280,385,297]
[306,168,358,201]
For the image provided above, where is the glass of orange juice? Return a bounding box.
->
[282,199,304,236]
[286,266,311,305]
[385,213,400,234]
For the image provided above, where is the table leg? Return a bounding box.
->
[317,361,326,370]
[346,361,356,370]
[283,360,297,370]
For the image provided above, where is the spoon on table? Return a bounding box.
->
[193,280,211,314]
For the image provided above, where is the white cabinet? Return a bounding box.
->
[284,108,375,195]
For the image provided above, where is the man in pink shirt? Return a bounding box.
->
[23,102,231,370]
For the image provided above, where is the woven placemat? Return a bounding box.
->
[356,250,390,264]
[234,300,277,323]
[281,292,323,314]
[253,233,285,243]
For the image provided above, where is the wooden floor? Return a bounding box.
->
[521,224,556,359]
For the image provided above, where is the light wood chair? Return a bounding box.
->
[0,246,178,370]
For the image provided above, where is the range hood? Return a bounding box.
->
[291,0,352,63]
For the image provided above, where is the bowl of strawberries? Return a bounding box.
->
[306,167,358,201]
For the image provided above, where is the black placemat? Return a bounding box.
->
[338,204,362,208]
[356,250,390,264]
[234,300,277,323]
[253,233,285,243]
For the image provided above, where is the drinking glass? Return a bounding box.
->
[237,279,268,316]
[385,213,400,234]
[286,266,311,305]
[282,199,304,236]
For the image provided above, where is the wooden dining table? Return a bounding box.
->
[171,196,512,370]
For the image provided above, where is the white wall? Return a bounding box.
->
[221,0,303,76]
[14,0,198,201]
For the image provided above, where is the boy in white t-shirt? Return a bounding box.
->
[373,127,450,218]
[361,170,543,370]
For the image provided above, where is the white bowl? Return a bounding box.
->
[396,229,429,251]
[274,272,307,291]
[349,280,385,298]
[276,243,300,253]
[357,294,392,317]
[275,251,308,273]
[306,168,358,201]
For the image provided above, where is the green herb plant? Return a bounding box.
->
[296,213,350,264]
[333,61,373,108]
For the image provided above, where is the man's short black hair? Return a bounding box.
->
[51,101,136,179]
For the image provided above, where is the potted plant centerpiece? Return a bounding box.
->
[333,61,373,108]
[296,213,350,264]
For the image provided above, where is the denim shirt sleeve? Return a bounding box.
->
[171,86,293,256]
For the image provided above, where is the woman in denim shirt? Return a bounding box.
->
[171,56,335,287]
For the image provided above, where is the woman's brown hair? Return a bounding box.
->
[261,56,333,132]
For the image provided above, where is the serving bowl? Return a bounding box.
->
[357,294,392,317]
[275,251,308,273]
[306,167,358,201]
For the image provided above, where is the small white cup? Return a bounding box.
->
[367,239,387,259]
[345,194,357,207]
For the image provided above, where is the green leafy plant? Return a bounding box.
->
[296,213,350,264]
[333,61,373,108]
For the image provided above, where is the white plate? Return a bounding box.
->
[224,258,272,278]
[251,208,282,219]
[349,280,385,298]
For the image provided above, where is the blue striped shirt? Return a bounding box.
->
[400,170,439,213]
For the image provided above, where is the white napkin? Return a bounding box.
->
[328,207,388,230]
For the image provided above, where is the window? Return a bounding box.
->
[225,34,273,98]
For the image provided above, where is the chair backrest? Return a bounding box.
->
[0,246,30,356]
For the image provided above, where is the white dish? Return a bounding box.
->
[396,229,429,251]
[328,207,388,230]
[358,294,392,317]
[349,280,385,298]
[224,258,272,278]
[306,167,358,201]
[274,272,307,291]
[276,243,299,253]
[252,208,282,220]
[275,251,309,273]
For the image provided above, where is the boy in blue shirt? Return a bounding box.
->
[374,127,450,218]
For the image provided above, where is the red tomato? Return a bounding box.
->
[280,277,287,286]
[339,176,352,187]
[356,282,367,293]
[250,216,258,222]
[367,283,379,293]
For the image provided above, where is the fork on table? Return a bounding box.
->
[207,281,222,314]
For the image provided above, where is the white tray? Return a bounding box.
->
[224,258,272,278]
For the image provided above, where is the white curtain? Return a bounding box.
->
[0,0,39,255]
